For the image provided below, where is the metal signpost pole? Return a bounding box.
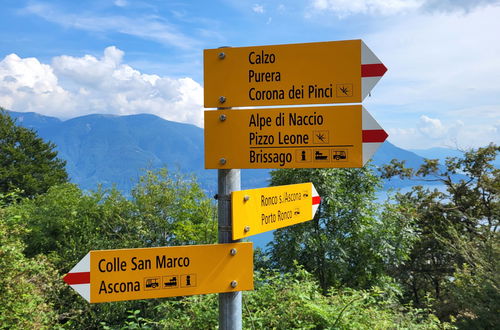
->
[214,46,242,330]
[218,168,242,329]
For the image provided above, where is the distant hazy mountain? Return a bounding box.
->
[410,147,464,163]
[9,111,270,193]
[7,110,447,193]
[410,147,500,168]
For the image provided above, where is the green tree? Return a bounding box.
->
[0,109,67,199]
[130,169,218,246]
[152,265,450,329]
[265,166,415,292]
[381,144,499,326]
[18,169,217,270]
[10,169,217,328]
[0,192,62,329]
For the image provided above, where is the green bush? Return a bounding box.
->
[0,193,62,329]
[152,266,451,329]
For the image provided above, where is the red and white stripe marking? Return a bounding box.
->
[312,184,320,216]
[362,107,388,165]
[361,41,387,100]
[63,252,91,302]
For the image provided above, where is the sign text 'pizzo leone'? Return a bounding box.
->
[204,105,387,169]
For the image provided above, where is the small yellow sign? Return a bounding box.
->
[89,243,253,303]
[204,105,362,169]
[232,183,320,240]
[204,40,361,107]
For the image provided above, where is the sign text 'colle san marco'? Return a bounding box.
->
[204,39,387,108]
[63,243,254,303]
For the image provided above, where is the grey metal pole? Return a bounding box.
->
[218,168,242,330]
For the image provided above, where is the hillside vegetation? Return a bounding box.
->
[1,110,498,329]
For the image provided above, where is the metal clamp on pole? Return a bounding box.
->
[214,194,231,201]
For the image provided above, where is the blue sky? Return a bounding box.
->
[0,0,499,149]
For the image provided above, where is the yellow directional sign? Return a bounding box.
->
[204,39,387,108]
[204,105,388,169]
[232,183,320,240]
[63,243,254,303]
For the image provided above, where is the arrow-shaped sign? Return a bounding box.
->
[63,243,254,303]
[204,39,386,108]
[63,252,91,302]
[232,183,320,240]
[361,41,387,100]
[205,105,388,169]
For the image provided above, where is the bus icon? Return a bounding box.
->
[144,277,161,290]
[332,150,347,161]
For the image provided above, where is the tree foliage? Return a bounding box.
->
[0,109,68,199]
[381,144,499,326]
[131,169,218,247]
[0,192,62,329]
[5,169,217,328]
[147,265,449,329]
[16,169,217,271]
[265,166,415,292]
[0,109,495,329]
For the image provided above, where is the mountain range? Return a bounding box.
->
[6,110,461,194]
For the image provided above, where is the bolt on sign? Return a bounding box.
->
[204,105,387,169]
[204,39,386,108]
[63,243,254,303]
[232,183,320,240]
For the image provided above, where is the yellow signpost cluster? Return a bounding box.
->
[64,40,386,328]
[203,40,387,326]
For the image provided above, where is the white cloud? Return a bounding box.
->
[386,115,498,150]
[360,4,500,148]
[114,0,128,7]
[0,54,72,114]
[24,3,198,49]
[309,0,500,17]
[422,0,500,13]
[252,4,265,14]
[310,0,422,17]
[0,47,204,127]
[417,115,446,138]
[364,5,500,109]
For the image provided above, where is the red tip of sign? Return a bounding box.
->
[362,129,388,143]
[361,63,387,77]
[312,196,321,205]
[63,272,90,285]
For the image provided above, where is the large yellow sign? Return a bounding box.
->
[204,40,359,107]
[205,105,363,169]
[64,243,253,303]
[204,39,387,108]
[232,183,320,240]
